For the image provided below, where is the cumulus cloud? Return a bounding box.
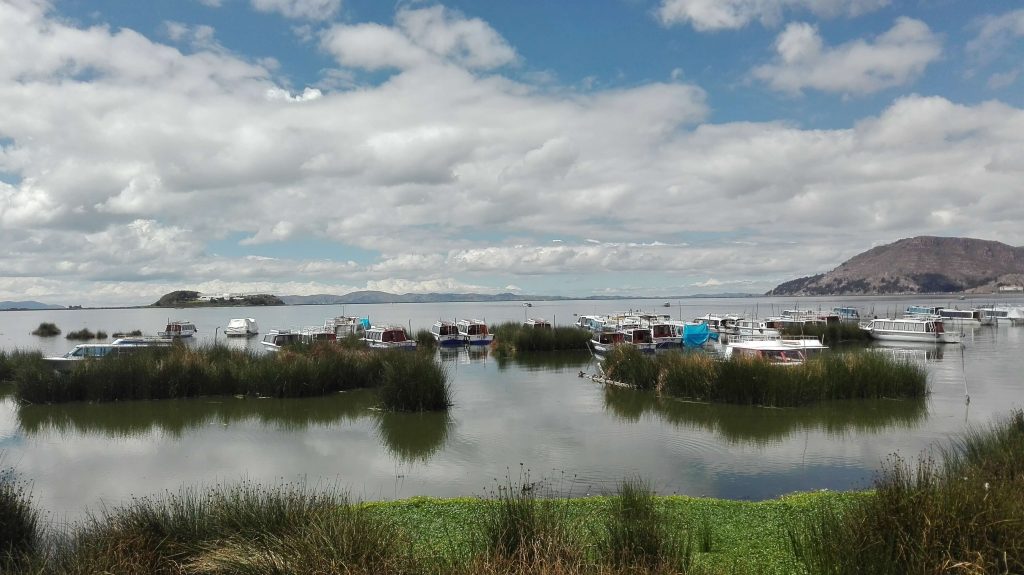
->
[752,18,941,95]
[250,0,340,21]
[322,5,516,71]
[966,9,1024,90]
[657,0,889,31]
[0,2,1023,305]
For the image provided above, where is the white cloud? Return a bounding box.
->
[250,0,340,21]
[657,0,889,31]
[321,5,515,71]
[752,18,941,95]
[966,9,1024,63]
[1,3,1023,305]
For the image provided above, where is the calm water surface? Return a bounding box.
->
[1,295,1022,523]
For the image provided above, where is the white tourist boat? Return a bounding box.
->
[324,316,367,338]
[362,325,417,350]
[457,319,493,346]
[431,320,465,347]
[622,327,656,353]
[978,305,1024,326]
[694,313,740,335]
[590,330,625,354]
[524,318,552,330]
[859,317,961,344]
[261,329,302,351]
[43,337,174,370]
[733,319,781,339]
[224,318,258,337]
[937,308,991,327]
[832,306,861,321]
[724,337,828,364]
[159,320,197,338]
[650,322,681,349]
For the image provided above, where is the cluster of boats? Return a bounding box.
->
[257,316,497,352]
[859,304,1024,344]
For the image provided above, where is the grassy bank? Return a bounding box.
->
[791,409,1024,574]
[4,344,450,411]
[602,348,927,407]
[5,409,1022,574]
[0,475,861,575]
[490,322,592,353]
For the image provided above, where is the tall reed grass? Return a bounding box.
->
[603,477,692,571]
[11,344,449,411]
[0,458,40,571]
[781,322,870,346]
[56,482,415,575]
[602,349,926,407]
[490,322,591,352]
[65,328,107,340]
[790,409,1024,574]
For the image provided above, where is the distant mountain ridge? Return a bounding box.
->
[280,291,567,305]
[770,236,1024,296]
[0,300,65,310]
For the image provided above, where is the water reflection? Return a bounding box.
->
[496,351,594,372]
[374,410,452,463]
[437,346,490,364]
[17,390,379,438]
[869,340,945,360]
[602,386,927,446]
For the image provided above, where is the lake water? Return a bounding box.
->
[1,295,1022,524]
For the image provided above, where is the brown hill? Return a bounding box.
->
[769,236,1024,295]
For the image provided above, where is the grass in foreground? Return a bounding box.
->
[2,473,865,575]
[0,459,40,572]
[790,409,1024,575]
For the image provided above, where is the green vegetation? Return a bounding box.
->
[0,474,867,575]
[30,322,61,337]
[112,329,143,337]
[490,322,591,353]
[65,328,107,340]
[790,409,1024,574]
[601,348,927,407]
[780,322,870,346]
[379,351,452,411]
[6,344,449,411]
[0,459,40,571]
[415,328,438,350]
[0,351,42,383]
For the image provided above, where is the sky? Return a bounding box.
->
[1,0,1023,307]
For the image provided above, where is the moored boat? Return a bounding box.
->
[324,316,368,338]
[159,320,197,338]
[725,337,828,364]
[261,329,302,351]
[590,330,625,354]
[43,337,174,370]
[362,325,417,350]
[622,327,656,353]
[431,320,465,347]
[524,318,552,330]
[859,317,961,344]
[224,318,259,337]
[457,319,493,345]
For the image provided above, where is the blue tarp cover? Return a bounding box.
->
[683,322,713,347]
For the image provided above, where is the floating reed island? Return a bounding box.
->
[489,321,591,356]
[600,347,927,407]
[779,322,872,346]
[2,344,450,412]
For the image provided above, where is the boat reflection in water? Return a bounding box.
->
[601,386,927,446]
[869,340,945,361]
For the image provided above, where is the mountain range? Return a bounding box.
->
[0,300,65,310]
[770,236,1024,296]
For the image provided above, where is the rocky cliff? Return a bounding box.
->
[769,237,1024,295]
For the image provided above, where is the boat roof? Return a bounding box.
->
[728,338,828,350]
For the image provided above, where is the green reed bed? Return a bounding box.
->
[31,322,61,337]
[490,322,592,352]
[415,329,438,350]
[790,409,1024,575]
[0,459,40,572]
[601,348,927,407]
[64,328,107,340]
[0,350,43,383]
[780,322,870,346]
[9,344,449,411]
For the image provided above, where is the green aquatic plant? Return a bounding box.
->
[30,322,61,337]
